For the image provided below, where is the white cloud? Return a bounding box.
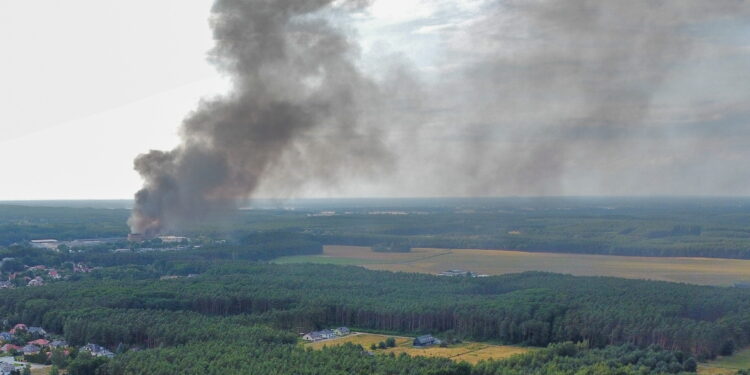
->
[0,78,227,200]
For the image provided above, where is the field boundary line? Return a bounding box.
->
[399,249,453,265]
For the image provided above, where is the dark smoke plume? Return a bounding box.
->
[129,0,750,233]
[129,0,387,236]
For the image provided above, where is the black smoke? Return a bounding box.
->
[129,0,388,236]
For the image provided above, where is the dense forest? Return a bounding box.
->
[1,260,738,374]
[3,263,750,359]
[2,200,750,373]
[3,197,750,258]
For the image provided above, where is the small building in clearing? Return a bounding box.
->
[302,329,339,342]
[30,239,59,250]
[413,335,441,347]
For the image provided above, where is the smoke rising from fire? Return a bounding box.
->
[129,0,750,235]
[129,0,389,236]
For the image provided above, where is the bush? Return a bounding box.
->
[683,357,697,372]
[385,337,396,348]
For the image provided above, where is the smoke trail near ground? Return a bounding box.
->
[129,0,388,236]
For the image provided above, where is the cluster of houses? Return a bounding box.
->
[1,324,59,357]
[0,261,93,289]
[437,269,489,278]
[302,327,351,342]
[0,323,114,361]
[300,327,444,349]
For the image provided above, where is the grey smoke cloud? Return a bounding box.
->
[414,0,750,196]
[130,0,750,234]
[129,0,389,235]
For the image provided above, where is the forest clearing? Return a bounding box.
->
[305,333,535,364]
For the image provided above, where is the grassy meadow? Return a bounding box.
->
[273,245,750,286]
[698,347,750,374]
[305,333,534,364]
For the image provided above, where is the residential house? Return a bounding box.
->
[1,344,20,353]
[413,335,441,347]
[302,332,324,341]
[28,265,46,271]
[302,329,337,342]
[82,343,115,358]
[27,277,44,287]
[320,329,335,339]
[0,282,13,289]
[48,270,61,280]
[28,339,49,347]
[74,263,92,273]
[49,340,67,349]
[10,324,27,334]
[334,327,351,336]
[22,344,40,355]
[27,327,46,337]
[0,332,12,342]
[0,362,15,375]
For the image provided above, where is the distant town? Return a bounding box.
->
[0,236,198,290]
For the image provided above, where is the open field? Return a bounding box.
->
[305,333,534,364]
[699,347,750,374]
[31,367,53,375]
[697,366,736,375]
[273,245,750,286]
[306,333,412,350]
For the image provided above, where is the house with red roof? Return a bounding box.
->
[1,344,21,353]
[28,339,49,347]
[9,324,27,334]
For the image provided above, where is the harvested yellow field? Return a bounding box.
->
[697,365,736,375]
[276,246,750,286]
[30,367,53,375]
[388,342,487,359]
[452,345,533,363]
[307,333,411,350]
[305,333,533,364]
[324,245,452,263]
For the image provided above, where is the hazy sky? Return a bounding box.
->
[2,0,750,200]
